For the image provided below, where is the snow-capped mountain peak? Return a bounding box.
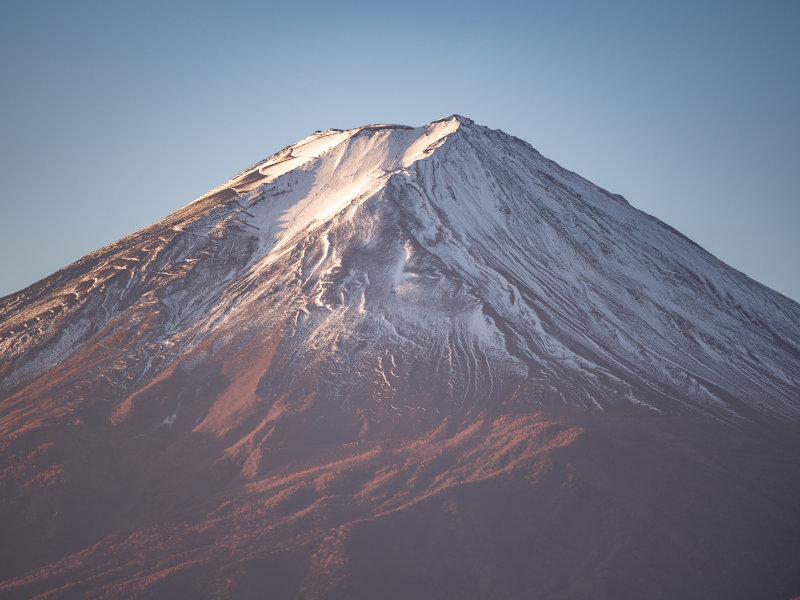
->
[3,116,800,599]
[1,116,798,426]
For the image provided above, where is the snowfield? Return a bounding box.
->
[1,115,799,423]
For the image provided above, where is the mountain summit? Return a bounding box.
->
[1,117,799,599]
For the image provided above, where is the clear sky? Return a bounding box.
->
[1,0,798,302]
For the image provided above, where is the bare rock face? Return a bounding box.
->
[1,116,799,599]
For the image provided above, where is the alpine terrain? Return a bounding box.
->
[1,115,799,599]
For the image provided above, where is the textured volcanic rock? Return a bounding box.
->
[1,116,799,599]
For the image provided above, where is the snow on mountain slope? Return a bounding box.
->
[3,116,800,600]
[1,115,798,426]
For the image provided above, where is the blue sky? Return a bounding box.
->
[1,0,798,301]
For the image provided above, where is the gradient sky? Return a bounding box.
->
[1,0,798,302]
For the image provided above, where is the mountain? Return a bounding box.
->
[1,115,799,599]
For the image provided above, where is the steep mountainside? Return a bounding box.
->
[1,116,799,599]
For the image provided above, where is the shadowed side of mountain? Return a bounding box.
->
[1,408,798,599]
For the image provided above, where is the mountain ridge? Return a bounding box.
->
[2,115,798,422]
[1,116,799,599]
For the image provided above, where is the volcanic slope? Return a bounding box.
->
[1,116,799,599]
